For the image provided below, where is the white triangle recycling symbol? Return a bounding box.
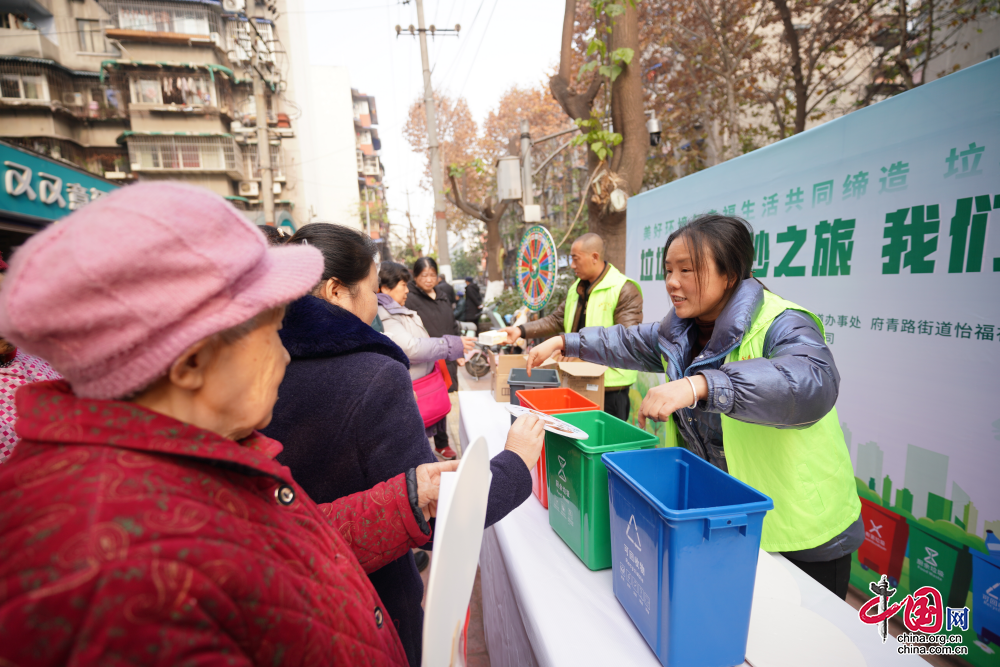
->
[626,515,641,550]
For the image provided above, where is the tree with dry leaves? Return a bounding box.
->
[859,0,999,103]
[640,0,772,178]
[403,92,487,238]
[453,84,580,281]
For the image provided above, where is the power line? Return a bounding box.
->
[455,0,499,98]
[437,0,486,88]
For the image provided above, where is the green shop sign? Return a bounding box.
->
[1,141,119,226]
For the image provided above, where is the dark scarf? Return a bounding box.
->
[279,295,410,368]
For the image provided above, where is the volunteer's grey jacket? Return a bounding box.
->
[377,293,464,381]
[563,278,840,471]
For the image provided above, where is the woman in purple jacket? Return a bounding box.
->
[263,223,541,666]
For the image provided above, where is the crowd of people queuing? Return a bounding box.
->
[0,182,544,666]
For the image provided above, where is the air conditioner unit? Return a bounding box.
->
[209,32,221,46]
[222,0,245,13]
[272,182,281,195]
[239,181,259,197]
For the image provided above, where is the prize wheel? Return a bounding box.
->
[517,225,558,312]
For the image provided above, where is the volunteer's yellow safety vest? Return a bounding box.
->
[564,264,642,389]
[659,291,860,552]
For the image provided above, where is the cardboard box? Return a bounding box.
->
[542,358,607,409]
[488,351,528,402]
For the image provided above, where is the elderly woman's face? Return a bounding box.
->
[416,267,438,295]
[201,309,289,440]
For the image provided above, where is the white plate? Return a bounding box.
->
[505,404,590,440]
[422,437,493,667]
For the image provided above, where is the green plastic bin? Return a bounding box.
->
[906,518,973,609]
[545,410,658,570]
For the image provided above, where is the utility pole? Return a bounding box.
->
[520,119,533,207]
[250,19,274,225]
[415,0,449,280]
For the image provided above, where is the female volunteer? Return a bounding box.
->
[526,215,863,599]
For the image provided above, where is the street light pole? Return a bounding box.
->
[414,0,450,280]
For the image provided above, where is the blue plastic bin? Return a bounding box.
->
[603,448,773,667]
[971,540,1000,647]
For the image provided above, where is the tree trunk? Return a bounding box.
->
[896,0,915,89]
[921,0,933,84]
[597,1,647,270]
[485,216,501,281]
[772,0,808,134]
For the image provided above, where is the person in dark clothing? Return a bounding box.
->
[406,257,462,456]
[437,274,457,306]
[264,225,542,667]
[463,277,483,322]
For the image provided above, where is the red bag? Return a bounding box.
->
[413,363,452,428]
[436,359,453,388]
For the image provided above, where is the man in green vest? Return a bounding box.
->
[501,233,643,421]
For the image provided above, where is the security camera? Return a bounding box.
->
[646,118,661,147]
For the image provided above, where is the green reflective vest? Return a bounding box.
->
[564,263,642,389]
[660,291,860,552]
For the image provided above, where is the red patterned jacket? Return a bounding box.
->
[0,381,430,666]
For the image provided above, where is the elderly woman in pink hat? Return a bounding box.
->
[0,182,456,666]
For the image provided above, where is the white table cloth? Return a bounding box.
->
[459,390,922,667]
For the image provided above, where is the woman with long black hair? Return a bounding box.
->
[526,214,863,599]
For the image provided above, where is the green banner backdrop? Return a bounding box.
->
[625,58,1000,664]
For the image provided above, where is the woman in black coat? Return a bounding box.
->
[406,257,462,457]
[263,225,542,667]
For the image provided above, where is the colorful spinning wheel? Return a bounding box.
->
[516,225,558,312]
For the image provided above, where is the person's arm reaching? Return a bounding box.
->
[612,281,644,328]
[514,300,567,340]
[696,310,840,429]
[318,461,457,573]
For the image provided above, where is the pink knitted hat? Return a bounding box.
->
[0,181,324,399]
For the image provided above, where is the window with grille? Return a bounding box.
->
[0,74,49,100]
[127,136,241,176]
[116,3,211,35]
[224,19,275,63]
[78,19,113,53]
[128,74,215,106]
[243,143,285,181]
[356,151,364,172]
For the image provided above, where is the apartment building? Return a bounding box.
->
[0,0,304,236]
[353,87,388,246]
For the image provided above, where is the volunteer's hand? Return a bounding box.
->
[525,336,565,376]
[500,326,522,344]
[504,413,545,470]
[637,375,708,430]
[456,358,466,366]
[415,460,461,520]
[461,336,477,352]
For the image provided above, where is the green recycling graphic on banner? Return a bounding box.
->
[625,58,999,664]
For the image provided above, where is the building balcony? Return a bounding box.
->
[96,0,222,41]
[0,56,130,121]
[0,28,60,60]
[120,131,244,179]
